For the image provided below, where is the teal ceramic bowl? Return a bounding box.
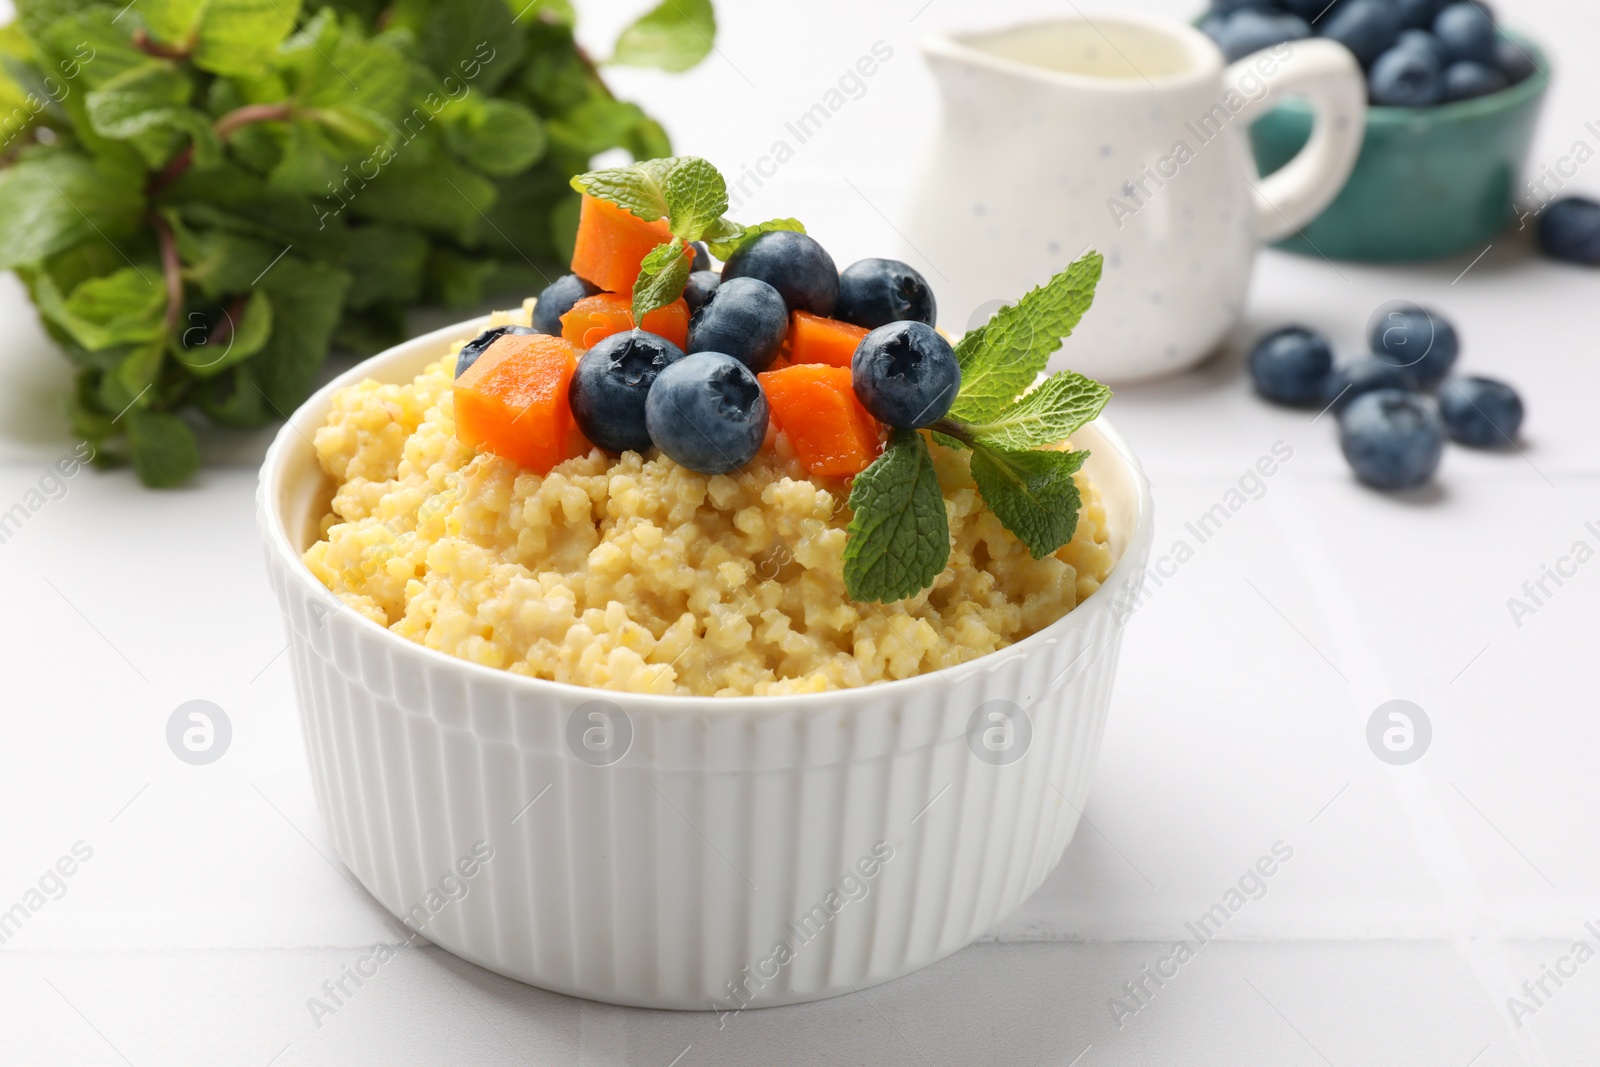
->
[1250,33,1550,262]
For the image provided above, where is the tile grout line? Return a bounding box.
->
[1269,476,1553,1067]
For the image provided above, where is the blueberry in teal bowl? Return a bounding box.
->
[1201,0,1551,261]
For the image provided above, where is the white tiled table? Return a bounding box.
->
[3,1,1598,1064]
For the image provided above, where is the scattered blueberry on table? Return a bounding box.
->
[1248,326,1335,406]
[1437,375,1524,446]
[568,331,685,454]
[1245,303,1525,491]
[1323,357,1419,413]
[1200,0,1535,105]
[851,322,961,429]
[1339,389,1447,490]
[1370,303,1457,387]
[1535,197,1600,265]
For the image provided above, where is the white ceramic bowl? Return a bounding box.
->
[257,317,1155,1010]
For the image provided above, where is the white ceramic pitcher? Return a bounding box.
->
[904,13,1366,382]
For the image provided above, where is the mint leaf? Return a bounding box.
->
[968,444,1088,560]
[610,0,715,73]
[125,408,200,488]
[252,256,350,412]
[285,11,410,141]
[843,428,950,603]
[704,217,804,261]
[349,152,498,244]
[174,288,272,377]
[416,0,524,94]
[662,155,726,238]
[138,0,206,45]
[571,157,671,222]
[0,153,143,270]
[960,371,1111,451]
[632,237,690,321]
[53,266,167,351]
[194,0,303,78]
[571,155,727,239]
[949,251,1103,423]
[441,98,547,177]
[85,60,215,168]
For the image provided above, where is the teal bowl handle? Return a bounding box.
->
[1225,39,1368,243]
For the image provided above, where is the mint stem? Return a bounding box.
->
[929,417,977,446]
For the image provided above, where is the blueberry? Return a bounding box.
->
[834,259,938,330]
[1324,357,1420,413]
[1217,10,1311,62]
[568,331,685,454]
[1395,28,1449,66]
[1369,45,1442,106]
[851,321,960,429]
[1279,0,1331,19]
[1536,197,1600,265]
[456,325,534,378]
[722,231,839,317]
[687,276,789,373]
[1199,12,1229,42]
[1320,0,1402,67]
[1441,59,1508,100]
[644,352,769,474]
[690,241,711,272]
[1494,37,1536,83]
[1339,389,1446,490]
[1369,305,1458,386]
[1432,2,1497,63]
[1438,375,1523,447]
[1396,0,1444,30]
[1248,326,1334,406]
[683,270,722,315]
[531,274,600,336]
[1209,0,1273,11]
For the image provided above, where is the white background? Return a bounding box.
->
[3,0,1600,1064]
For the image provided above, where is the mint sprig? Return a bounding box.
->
[955,370,1111,451]
[843,249,1111,601]
[571,158,809,321]
[949,252,1103,423]
[632,236,692,321]
[704,217,804,261]
[843,428,951,603]
[967,445,1089,559]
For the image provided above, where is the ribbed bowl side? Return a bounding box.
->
[264,524,1145,1009]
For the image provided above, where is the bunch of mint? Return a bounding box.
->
[844,253,1111,603]
[0,0,714,486]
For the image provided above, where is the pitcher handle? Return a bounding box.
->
[1225,38,1367,244]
